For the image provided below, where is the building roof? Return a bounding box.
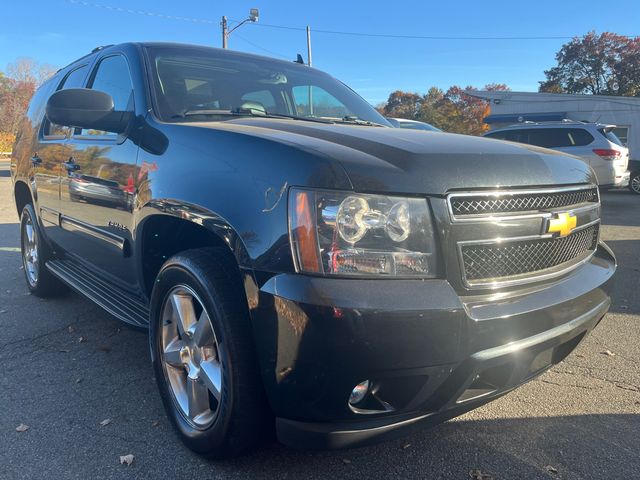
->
[467,90,640,104]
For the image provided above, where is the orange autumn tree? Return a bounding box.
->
[379,83,509,135]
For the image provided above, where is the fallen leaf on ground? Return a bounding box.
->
[151,420,160,427]
[469,469,493,480]
[15,424,29,432]
[99,418,111,427]
[342,458,351,464]
[545,465,558,474]
[75,378,82,384]
[402,443,411,449]
[68,325,75,333]
[119,454,134,466]
[601,350,616,356]
[78,336,86,343]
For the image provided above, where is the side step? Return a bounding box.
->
[46,258,149,328]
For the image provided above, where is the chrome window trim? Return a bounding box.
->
[447,184,600,223]
[457,219,600,289]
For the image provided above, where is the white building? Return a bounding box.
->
[467,90,640,161]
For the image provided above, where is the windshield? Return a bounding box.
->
[145,46,390,126]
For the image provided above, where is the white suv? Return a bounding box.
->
[484,122,630,188]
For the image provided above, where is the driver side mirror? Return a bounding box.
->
[46,88,131,134]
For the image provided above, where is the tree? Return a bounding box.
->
[0,58,56,135]
[379,91,423,119]
[540,31,640,96]
[7,58,57,86]
[378,83,509,135]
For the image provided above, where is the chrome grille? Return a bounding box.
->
[450,187,598,217]
[461,224,599,283]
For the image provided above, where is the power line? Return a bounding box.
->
[231,32,291,60]
[66,0,217,24]
[65,1,637,42]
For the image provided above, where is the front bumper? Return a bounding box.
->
[249,243,615,449]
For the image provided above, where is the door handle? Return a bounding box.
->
[63,158,81,171]
[31,154,42,166]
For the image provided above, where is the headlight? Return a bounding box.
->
[288,188,438,277]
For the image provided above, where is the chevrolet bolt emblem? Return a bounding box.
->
[547,212,577,237]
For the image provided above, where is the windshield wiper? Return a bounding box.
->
[329,115,387,127]
[172,108,334,124]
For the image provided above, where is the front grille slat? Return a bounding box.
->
[461,224,599,283]
[451,187,598,217]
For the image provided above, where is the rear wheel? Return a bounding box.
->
[20,204,67,297]
[150,248,270,458]
[629,172,640,195]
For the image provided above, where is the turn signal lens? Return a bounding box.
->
[290,190,321,273]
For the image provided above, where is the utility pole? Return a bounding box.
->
[221,16,228,48]
[306,26,313,115]
[221,9,258,49]
[306,26,313,66]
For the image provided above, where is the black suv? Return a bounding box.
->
[11,43,615,458]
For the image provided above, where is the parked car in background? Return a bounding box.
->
[628,160,640,195]
[484,121,630,188]
[387,117,441,132]
[12,42,615,459]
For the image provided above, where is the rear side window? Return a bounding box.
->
[44,65,88,138]
[598,128,624,147]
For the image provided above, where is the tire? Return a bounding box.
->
[20,204,67,297]
[629,172,640,195]
[149,247,271,458]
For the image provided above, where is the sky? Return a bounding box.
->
[1,0,639,105]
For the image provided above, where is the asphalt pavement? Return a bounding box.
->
[0,159,638,479]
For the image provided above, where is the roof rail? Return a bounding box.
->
[500,120,610,129]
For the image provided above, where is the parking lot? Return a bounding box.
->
[0,158,638,479]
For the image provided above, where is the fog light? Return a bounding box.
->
[348,380,370,405]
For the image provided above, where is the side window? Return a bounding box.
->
[291,85,351,118]
[485,131,507,140]
[566,128,594,146]
[527,128,571,148]
[504,129,531,144]
[44,65,88,138]
[80,55,134,137]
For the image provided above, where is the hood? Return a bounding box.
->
[190,118,595,195]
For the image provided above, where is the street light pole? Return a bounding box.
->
[221,9,259,49]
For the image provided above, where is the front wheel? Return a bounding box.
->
[629,172,640,195]
[149,248,271,458]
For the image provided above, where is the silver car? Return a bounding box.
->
[484,121,630,188]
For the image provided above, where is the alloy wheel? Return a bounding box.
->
[160,285,222,429]
[631,174,640,194]
[22,214,39,287]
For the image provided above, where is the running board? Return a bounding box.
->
[46,258,149,328]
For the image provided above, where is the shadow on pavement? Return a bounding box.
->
[211,413,640,479]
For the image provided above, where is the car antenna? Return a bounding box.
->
[294,54,305,64]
